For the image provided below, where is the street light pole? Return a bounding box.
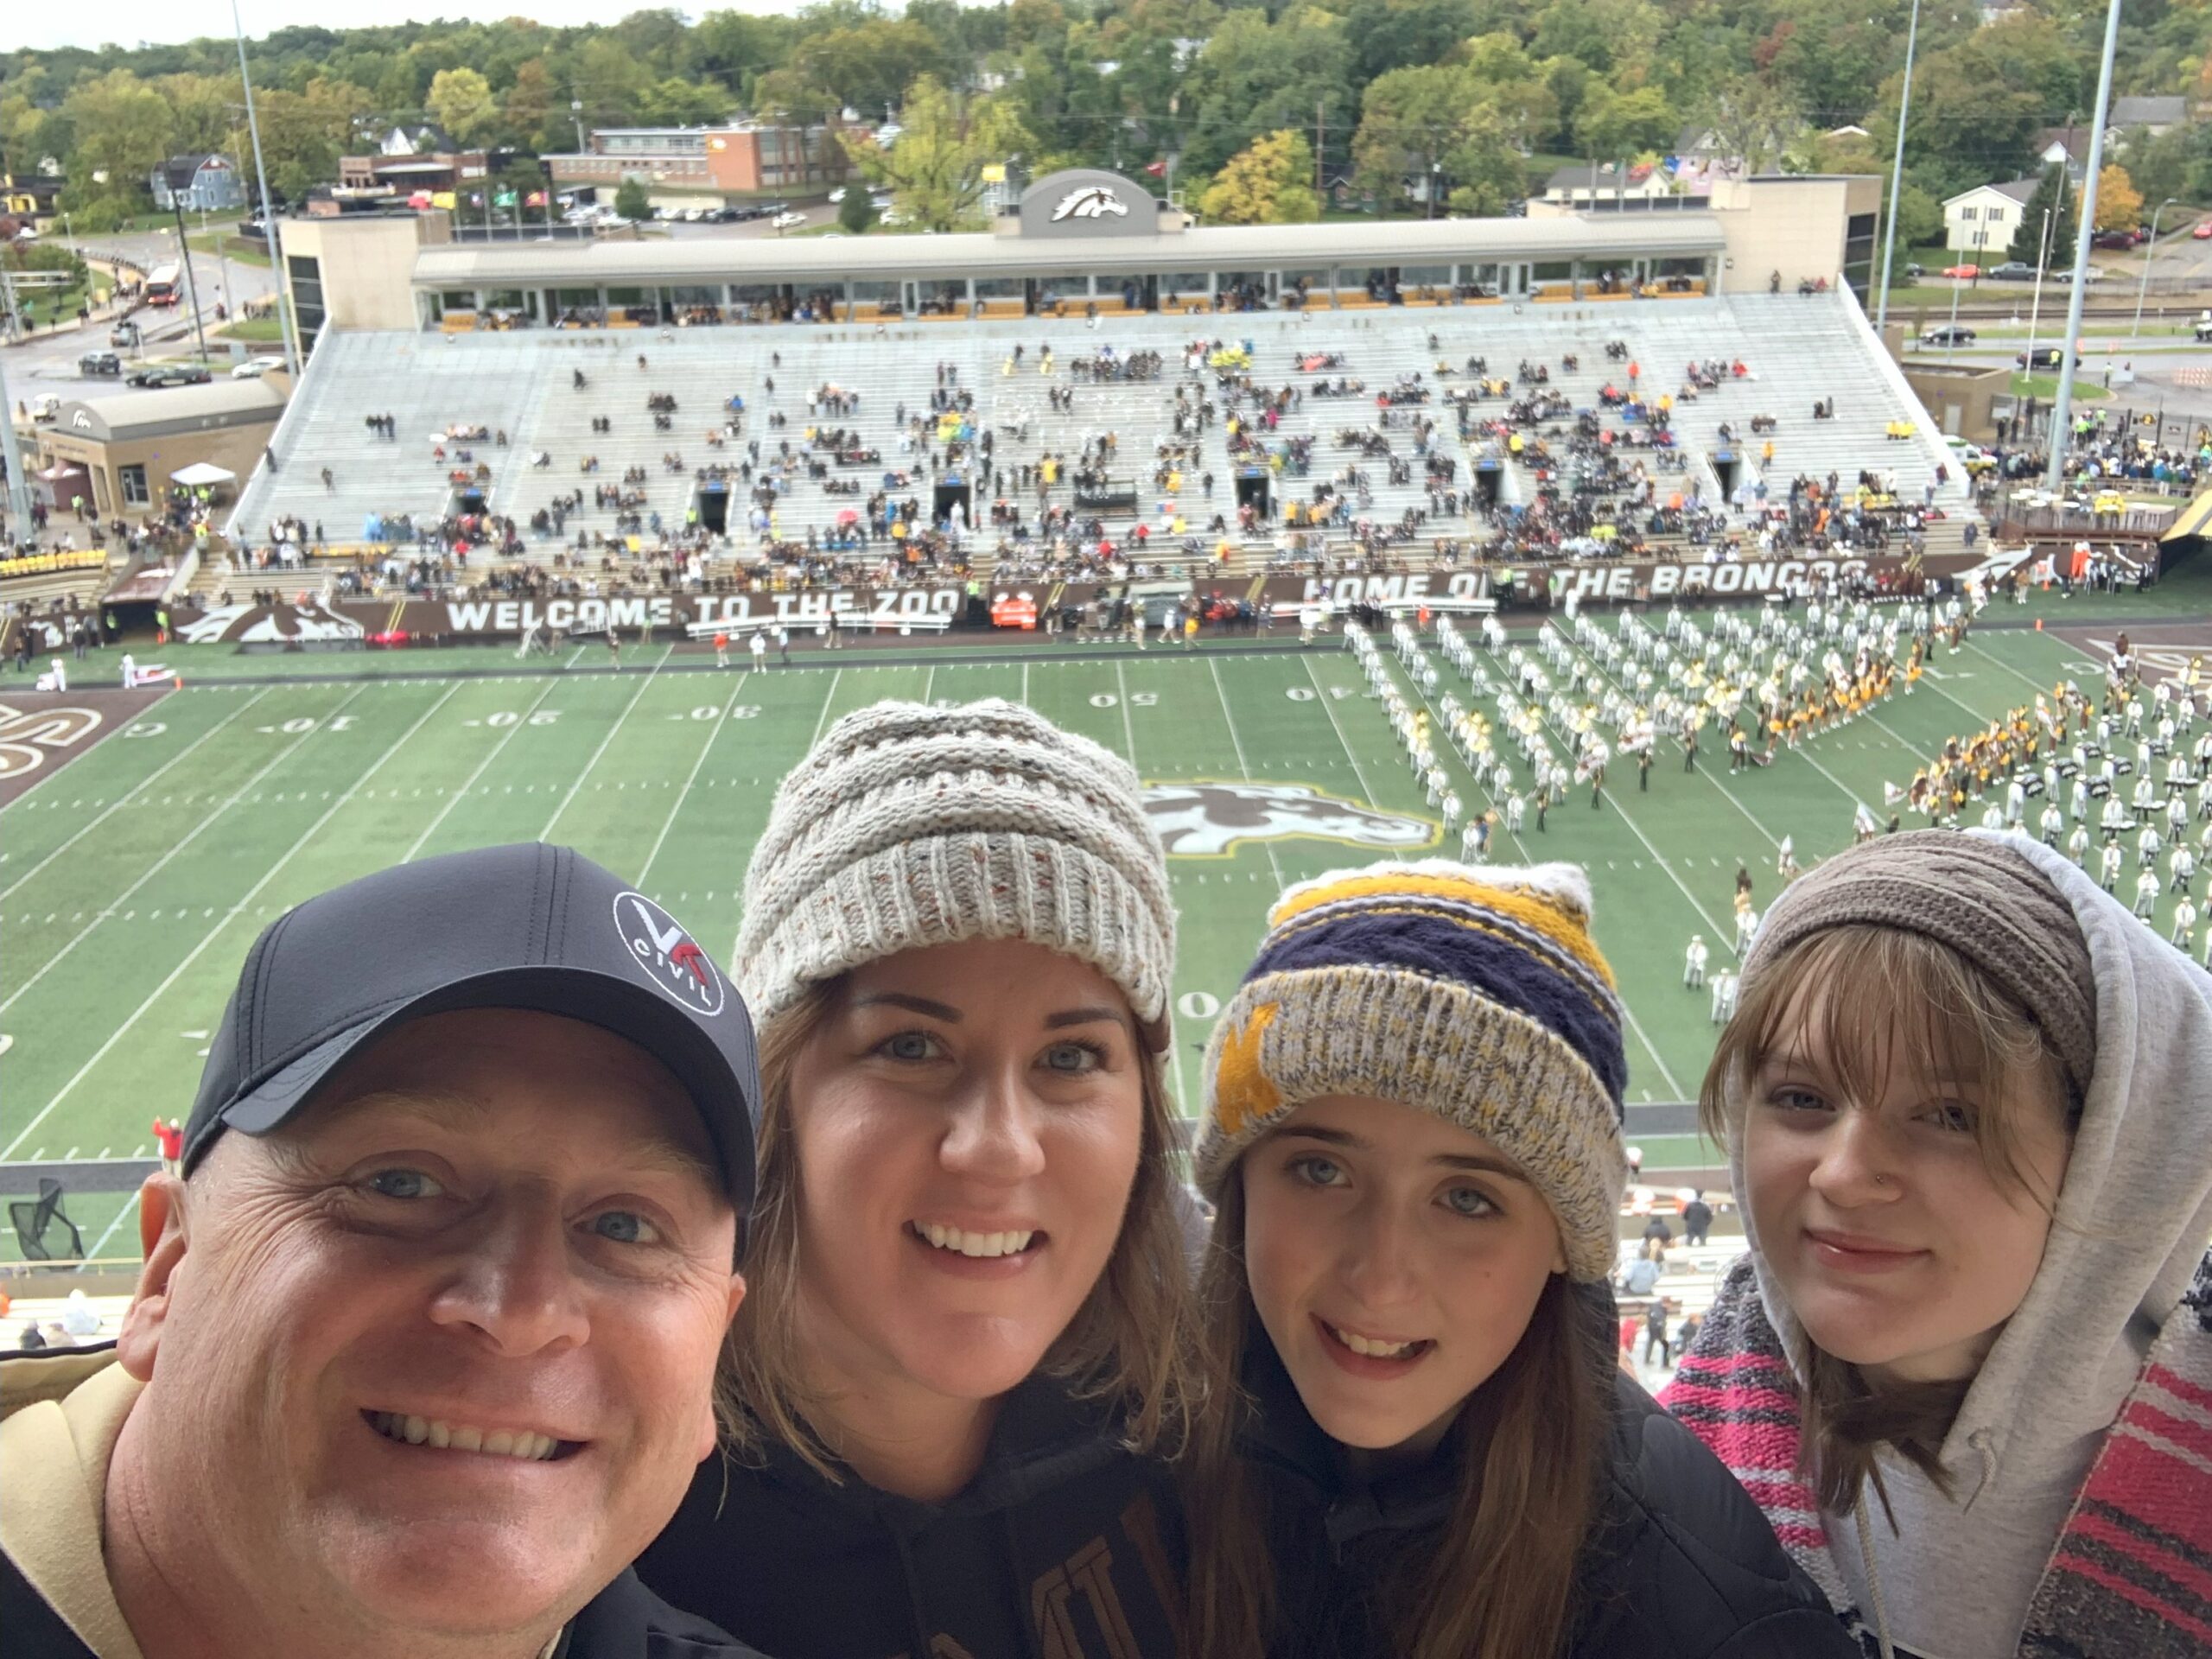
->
[0,344,38,549]
[2025,207,2052,374]
[233,0,301,377]
[2133,196,2180,340]
[2044,0,2124,493]
[1874,0,1923,333]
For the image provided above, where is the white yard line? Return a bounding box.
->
[638,673,751,889]
[1113,660,1188,1118]
[404,678,563,862]
[83,1189,143,1263]
[808,668,843,747]
[1302,654,1386,808]
[539,645,671,842]
[2,684,372,1016]
[2,683,461,1161]
[922,664,936,706]
[1205,656,1287,890]
[1020,661,1031,706]
[2,688,273,903]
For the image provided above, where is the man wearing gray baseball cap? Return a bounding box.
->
[0,843,772,1659]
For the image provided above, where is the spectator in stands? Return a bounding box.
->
[1682,1188,1714,1247]
[638,700,1195,1658]
[59,1289,99,1340]
[1666,831,2212,1659]
[0,845,766,1659]
[1179,860,1855,1659]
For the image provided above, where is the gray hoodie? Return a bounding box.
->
[1728,830,2212,1659]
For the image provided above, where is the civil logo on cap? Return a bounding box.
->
[613,891,725,1018]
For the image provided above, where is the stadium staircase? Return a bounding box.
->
[226,293,1975,575]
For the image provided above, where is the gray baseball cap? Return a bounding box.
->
[183,843,759,1236]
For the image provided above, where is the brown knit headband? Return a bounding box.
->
[1740,831,2098,1102]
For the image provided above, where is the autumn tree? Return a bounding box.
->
[2086,162,2143,232]
[428,67,499,146]
[1199,129,1320,224]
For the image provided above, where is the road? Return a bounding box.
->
[3,220,279,404]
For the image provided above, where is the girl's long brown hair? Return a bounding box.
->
[1700,925,2078,1515]
[715,975,1203,1478]
[1184,1172,1618,1659]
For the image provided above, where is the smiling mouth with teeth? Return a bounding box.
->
[365,1411,571,1462]
[912,1222,1041,1259]
[1323,1321,1433,1361]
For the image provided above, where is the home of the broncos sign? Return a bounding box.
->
[1142,784,1435,857]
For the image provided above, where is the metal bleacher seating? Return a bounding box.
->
[226,293,1975,569]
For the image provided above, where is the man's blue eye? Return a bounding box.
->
[367,1169,442,1200]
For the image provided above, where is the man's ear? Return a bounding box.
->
[117,1173,191,1383]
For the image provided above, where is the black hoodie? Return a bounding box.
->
[1236,1326,1862,1659]
[635,1373,1185,1659]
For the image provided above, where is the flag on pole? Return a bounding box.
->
[1144,160,1168,177]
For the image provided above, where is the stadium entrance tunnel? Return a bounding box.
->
[1236,471,1271,518]
[1473,460,1503,509]
[449,484,488,518]
[1711,448,1739,498]
[695,480,729,536]
[934,480,972,529]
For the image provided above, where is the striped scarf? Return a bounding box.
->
[1662,1252,2212,1658]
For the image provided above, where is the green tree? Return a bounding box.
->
[1573,85,1677,162]
[503,57,556,149]
[613,176,652,220]
[1351,67,1471,208]
[1198,128,1320,223]
[2019,163,2079,267]
[837,181,876,232]
[1440,123,1528,216]
[60,71,175,209]
[1180,8,1356,178]
[1341,0,1479,86]
[428,66,498,145]
[837,75,1035,233]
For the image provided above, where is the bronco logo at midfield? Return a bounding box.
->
[1143,784,1434,857]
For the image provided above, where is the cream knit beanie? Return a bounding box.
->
[737,699,1177,1048]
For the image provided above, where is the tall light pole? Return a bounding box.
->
[2044,0,2125,493]
[233,0,300,377]
[2133,196,2181,339]
[0,325,35,547]
[2024,207,2052,423]
[1874,0,1924,333]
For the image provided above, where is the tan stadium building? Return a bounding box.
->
[26,379,287,517]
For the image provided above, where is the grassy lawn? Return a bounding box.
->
[2011,372,2114,398]
[185,232,271,269]
[215,315,285,343]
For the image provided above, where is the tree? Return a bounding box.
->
[1573,86,1677,163]
[503,58,556,149]
[1440,122,1528,217]
[1199,129,1320,223]
[428,67,498,146]
[1351,67,1471,209]
[614,176,652,221]
[60,71,175,211]
[836,181,876,232]
[1179,8,1357,179]
[2020,163,2079,267]
[2087,161,2143,232]
[837,75,1034,234]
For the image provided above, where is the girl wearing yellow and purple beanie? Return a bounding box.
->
[1181,859,1857,1659]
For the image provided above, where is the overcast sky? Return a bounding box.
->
[6,1,793,54]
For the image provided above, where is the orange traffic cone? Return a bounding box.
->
[2036,619,2044,631]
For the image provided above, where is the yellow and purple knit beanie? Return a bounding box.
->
[1197,859,1630,1281]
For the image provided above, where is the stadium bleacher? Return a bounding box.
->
[226,292,1974,571]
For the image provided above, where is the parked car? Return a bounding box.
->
[231,355,284,378]
[2052,266,2106,283]
[1920,324,1977,346]
[1940,263,1980,279]
[1902,261,1925,278]
[1987,261,2037,280]
[2016,346,2065,368]
[126,364,213,388]
[109,320,139,347]
[2091,230,2138,250]
[78,350,122,377]
[2194,220,2212,239]
[770,211,806,229]
[828,187,847,203]
[879,209,906,226]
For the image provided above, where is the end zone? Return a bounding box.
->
[0,685,179,808]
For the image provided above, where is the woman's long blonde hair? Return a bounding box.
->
[1700,924,2078,1513]
[1183,1169,1618,1659]
[715,974,1204,1478]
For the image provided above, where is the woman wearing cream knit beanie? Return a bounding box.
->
[636,699,1198,1659]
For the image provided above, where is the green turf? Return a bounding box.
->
[4,578,2208,1261]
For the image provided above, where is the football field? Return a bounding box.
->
[4,582,2209,1263]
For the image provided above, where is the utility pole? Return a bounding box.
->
[2045,0,2125,493]
[1874,0,1923,332]
[0,329,36,548]
[1315,100,1325,202]
[170,194,211,365]
[234,0,301,376]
